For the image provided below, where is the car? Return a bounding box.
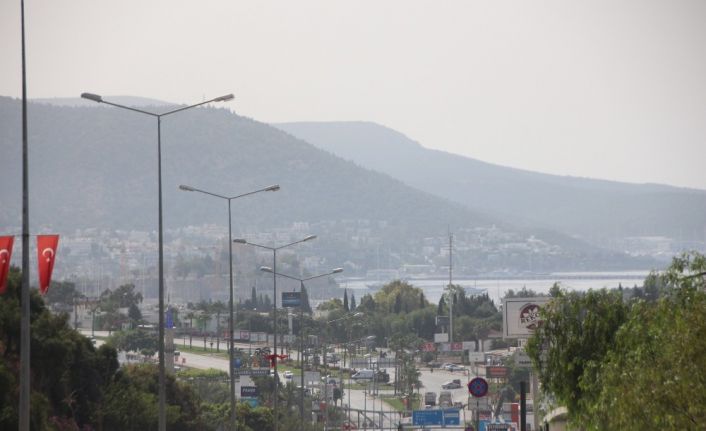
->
[441,379,462,389]
[351,369,375,380]
[284,371,293,380]
[444,364,466,372]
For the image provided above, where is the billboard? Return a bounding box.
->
[502,297,551,338]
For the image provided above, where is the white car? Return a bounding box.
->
[284,371,293,380]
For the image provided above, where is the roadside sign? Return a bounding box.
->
[442,409,460,425]
[241,386,258,397]
[486,366,509,378]
[468,377,489,398]
[503,297,551,338]
[421,342,436,352]
[413,409,443,426]
[282,291,301,307]
[234,368,270,377]
[513,350,532,368]
[468,351,485,363]
[374,358,396,368]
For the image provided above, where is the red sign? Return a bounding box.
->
[421,342,436,352]
[450,342,463,351]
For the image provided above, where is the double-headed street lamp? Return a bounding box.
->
[233,235,317,431]
[81,92,234,431]
[260,266,344,424]
[179,183,279,430]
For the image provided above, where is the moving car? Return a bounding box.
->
[441,379,462,389]
[444,364,466,372]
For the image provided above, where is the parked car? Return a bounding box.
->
[284,371,293,380]
[351,369,375,380]
[444,364,466,372]
[441,379,462,389]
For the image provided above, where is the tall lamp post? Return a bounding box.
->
[260,266,344,425]
[322,312,363,430]
[81,92,234,431]
[179,183,280,430]
[233,234,317,431]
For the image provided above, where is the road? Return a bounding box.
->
[82,330,480,429]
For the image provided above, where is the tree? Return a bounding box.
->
[526,288,629,421]
[349,293,356,311]
[343,289,349,312]
[585,253,706,430]
[300,284,312,314]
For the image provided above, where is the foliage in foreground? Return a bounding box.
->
[527,252,706,430]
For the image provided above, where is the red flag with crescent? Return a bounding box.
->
[0,236,14,294]
[37,235,59,294]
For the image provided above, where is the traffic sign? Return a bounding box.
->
[442,409,460,425]
[413,409,443,426]
[468,377,489,397]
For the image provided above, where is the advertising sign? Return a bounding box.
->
[503,297,551,338]
[282,291,302,307]
[450,342,464,351]
[421,342,436,352]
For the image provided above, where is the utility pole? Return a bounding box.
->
[448,231,453,343]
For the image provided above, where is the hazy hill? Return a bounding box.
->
[0,97,650,272]
[274,121,706,245]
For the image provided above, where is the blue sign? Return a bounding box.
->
[282,291,302,307]
[443,409,461,425]
[413,409,443,426]
[241,386,259,397]
[243,397,258,408]
[165,308,174,329]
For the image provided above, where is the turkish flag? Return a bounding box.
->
[0,236,14,294]
[37,235,59,294]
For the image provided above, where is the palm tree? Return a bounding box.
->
[184,310,196,349]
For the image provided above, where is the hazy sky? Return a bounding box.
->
[2,0,705,189]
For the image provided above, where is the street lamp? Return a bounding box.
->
[260,266,344,425]
[179,183,279,430]
[81,91,234,431]
[322,312,363,430]
[233,234,317,431]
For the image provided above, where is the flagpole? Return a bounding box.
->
[19,0,31,428]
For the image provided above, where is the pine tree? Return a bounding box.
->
[251,285,257,309]
[343,289,349,312]
[350,293,357,311]
[437,297,446,315]
[301,285,312,314]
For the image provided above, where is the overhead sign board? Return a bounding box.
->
[282,291,302,308]
[503,297,551,338]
